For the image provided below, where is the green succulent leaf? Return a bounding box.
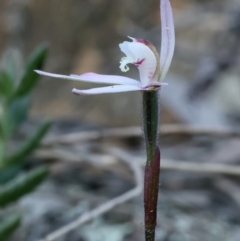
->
[0,165,23,185]
[5,56,17,82]
[0,215,21,241]
[0,71,14,98]
[0,109,9,160]
[14,43,48,97]
[2,121,51,168]
[0,140,5,164]
[0,166,48,207]
[7,95,31,134]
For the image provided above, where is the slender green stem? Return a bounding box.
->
[142,90,160,241]
[142,91,159,165]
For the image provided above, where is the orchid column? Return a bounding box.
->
[35,0,175,240]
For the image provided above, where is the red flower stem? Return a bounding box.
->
[144,146,160,241]
[142,90,160,241]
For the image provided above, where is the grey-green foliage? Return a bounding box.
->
[0,43,51,241]
[0,215,21,241]
[0,167,48,207]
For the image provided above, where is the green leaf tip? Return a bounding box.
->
[14,42,49,97]
[0,215,21,241]
[0,166,48,207]
[2,120,52,168]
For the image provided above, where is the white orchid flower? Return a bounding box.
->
[35,0,175,95]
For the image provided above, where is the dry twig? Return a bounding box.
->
[42,124,240,146]
[36,146,240,241]
[35,148,240,176]
[109,148,240,176]
[214,178,240,207]
[38,148,143,241]
[162,159,240,176]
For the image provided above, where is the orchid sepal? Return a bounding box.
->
[159,0,175,82]
[72,81,168,95]
[35,70,140,86]
[72,85,142,95]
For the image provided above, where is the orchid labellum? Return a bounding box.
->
[35,0,175,95]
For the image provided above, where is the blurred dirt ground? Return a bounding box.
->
[4,120,240,241]
[1,0,240,241]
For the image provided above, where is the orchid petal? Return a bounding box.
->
[160,0,175,81]
[72,85,142,95]
[119,41,133,59]
[119,41,157,85]
[35,70,140,85]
